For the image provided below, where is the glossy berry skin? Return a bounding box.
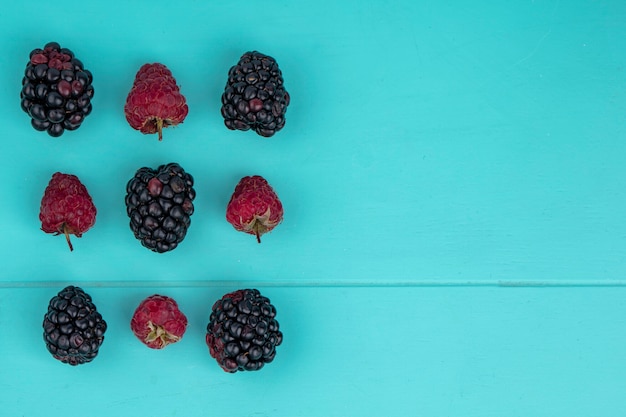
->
[226,175,283,243]
[221,51,290,137]
[39,172,97,251]
[206,289,283,373]
[42,286,107,366]
[130,295,188,349]
[21,41,94,137]
[124,63,188,141]
[125,163,195,253]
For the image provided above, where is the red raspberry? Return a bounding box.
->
[130,295,188,349]
[226,175,284,243]
[124,63,188,141]
[39,173,97,251]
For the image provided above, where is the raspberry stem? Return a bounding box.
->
[62,223,74,251]
[252,222,267,244]
[145,321,180,348]
[156,118,163,141]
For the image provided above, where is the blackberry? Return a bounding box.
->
[125,162,196,253]
[42,286,107,366]
[20,41,94,137]
[206,289,283,372]
[220,51,290,137]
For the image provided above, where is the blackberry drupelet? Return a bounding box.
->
[125,162,195,253]
[20,42,94,137]
[206,289,283,372]
[42,286,107,366]
[220,51,290,137]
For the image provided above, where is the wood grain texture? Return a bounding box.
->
[0,1,625,414]
[1,286,625,416]
[0,0,624,284]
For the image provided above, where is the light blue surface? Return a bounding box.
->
[0,0,624,284]
[2,286,626,416]
[1,0,626,415]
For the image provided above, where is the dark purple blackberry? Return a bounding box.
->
[220,51,290,137]
[42,286,107,366]
[206,289,283,372]
[20,42,94,137]
[125,162,195,253]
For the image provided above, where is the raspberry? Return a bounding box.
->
[125,163,196,253]
[124,63,188,141]
[220,51,290,137]
[20,41,94,137]
[206,289,283,372]
[130,295,188,349]
[39,173,97,251]
[43,286,107,365]
[226,175,283,243]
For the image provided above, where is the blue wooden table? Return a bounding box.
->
[1,1,625,415]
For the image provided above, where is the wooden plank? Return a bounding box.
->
[1,286,624,416]
[0,0,624,284]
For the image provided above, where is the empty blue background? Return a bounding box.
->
[1,0,625,415]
